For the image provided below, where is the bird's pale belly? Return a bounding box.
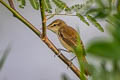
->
[58,36,74,53]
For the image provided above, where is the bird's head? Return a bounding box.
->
[47,19,66,33]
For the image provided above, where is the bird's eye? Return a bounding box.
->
[53,24,57,26]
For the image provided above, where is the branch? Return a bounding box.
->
[39,0,46,39]
[0,0,82,79]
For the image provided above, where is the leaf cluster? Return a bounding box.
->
[17,0,104,32]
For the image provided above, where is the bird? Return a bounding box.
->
[47,19,89,75]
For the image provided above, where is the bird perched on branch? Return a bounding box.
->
[47,19,89,76]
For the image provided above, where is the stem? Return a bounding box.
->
[46,14,76,20]
[39,0,46,39]
[8,0,16,10]
[46,13,76,16]
[0,0,83,79]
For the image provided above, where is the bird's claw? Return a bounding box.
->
[70,56,76,61]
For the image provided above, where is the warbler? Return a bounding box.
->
[47,19,89,75]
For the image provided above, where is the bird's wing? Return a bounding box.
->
[58,26,78,48]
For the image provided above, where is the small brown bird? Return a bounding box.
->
[47,19,89,75]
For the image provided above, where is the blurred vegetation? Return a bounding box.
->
[1,0,120,80]
[86,12,120,80]
[86,0,120,80]
[0,45,11,71]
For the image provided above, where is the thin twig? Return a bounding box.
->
[39,0,46,39]
[1,0,82,79]
[46,13,76,16]
[46,14,76,20]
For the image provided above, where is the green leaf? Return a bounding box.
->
[117,0,120,13]
[86,8,110,18]
[108,25,120,43]
[55,7,63,14]
[85,8,99,15]
[65,7,72,14]
[70,0,93,13]
[87,15,104,32]
[87,40,120,60]
[94,10,109,18]
[107,14,120,42]
[70,4,83,12]
[52,0,68,10]
[29,0,39,10]
[76,13,89,26]
[44,0,52,13]
[17,0,26,8]
[95,0,104,8]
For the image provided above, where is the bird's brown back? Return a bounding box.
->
[58,26,78,51]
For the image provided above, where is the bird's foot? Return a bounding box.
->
[66,56,76,69]
[70,56,76,61]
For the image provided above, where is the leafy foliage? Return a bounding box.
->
[76,13,89,26]
[16,0,103,32]
[17,0,104,32]
[52,0,68,10]
[70,4,83,12]
[87,15,104,32]
[117,0,120,13]
[29,0,39,10]
[87,40,120,59]
[44,0,52,13]
[17,0,26,8]
[85,0,112,18]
